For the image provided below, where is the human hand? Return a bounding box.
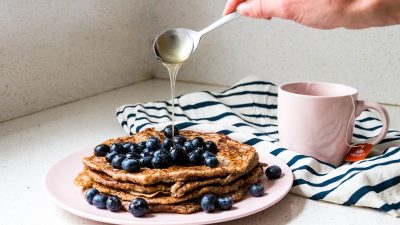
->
[223,0,400,29]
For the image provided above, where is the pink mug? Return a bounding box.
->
[278,82,390,166]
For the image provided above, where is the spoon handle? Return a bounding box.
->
[198,12,240,36]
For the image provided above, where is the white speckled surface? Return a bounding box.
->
[0,79,399,225]
[151,0,400,106]
[0,1,155,122]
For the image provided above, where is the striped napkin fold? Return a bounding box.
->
[116,76,400,217]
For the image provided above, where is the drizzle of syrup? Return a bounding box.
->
[163,63,182,144]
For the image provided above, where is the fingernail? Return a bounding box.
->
[236,2,250,16]
[222,0,231,15]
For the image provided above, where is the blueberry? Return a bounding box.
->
[126,152,140,159]
[106,196,122,212]
[146,139,161,151]
[170,146,188,166]
[93,194,108,209]
[205,141,218,154]
[129,144,142,154]
[149,135,161,142]
[202,151,215,159]
[193,147,205,161]
[138,141,147,150]
[174,135,187,146]
[191,137,205,148]
[200,194,217,213]
[204,156,218,168]
[140,149,153,158]
[188,151,201,165]
[163,125,179,139]
[151,152,171,169]
[153,148,169,157]
[184,141,195,153]
[111,154,126,169]
[105,151,118,163]
[110,143,126,154]
[123,142,134,152]
[265,165,282,180]
[122,158,141,172]
[162,138,173,150]
[94,144,110,157]
[85,188,99,204]
[140,156,153,168]
[129,198,149,217]
[218,196,233,210]
[249,183,264,197]
[175,143,184,148]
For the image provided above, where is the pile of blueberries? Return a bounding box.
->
[94,125,219,172]
[85,188,149,217]
[84,187,234,217]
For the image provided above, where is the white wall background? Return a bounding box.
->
[0,1,155,122]
[151,0,400,106]
[1,0,399,123]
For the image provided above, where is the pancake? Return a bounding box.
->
[169,162,266,197]
[121,187,249,214]
[76,170,169,198]
[78,165,263,205]
[84,168,171,194]
[83,163,266,198]
[83,128,259,185]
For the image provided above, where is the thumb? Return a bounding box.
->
[236,0,272,18]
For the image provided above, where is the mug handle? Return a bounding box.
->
[355,100,390,145]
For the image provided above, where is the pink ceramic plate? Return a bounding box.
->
[45,133,293,225]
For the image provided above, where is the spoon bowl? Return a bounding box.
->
[153,28,200,64]
[153,12,239,64]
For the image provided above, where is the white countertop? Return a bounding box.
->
[0,79,399,225]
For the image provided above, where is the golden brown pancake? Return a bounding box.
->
[84,168,171,194]
[82,164,266,198]
[77,165,263,204]
[82,128,259,185]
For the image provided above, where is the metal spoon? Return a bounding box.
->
[153,12,240,64]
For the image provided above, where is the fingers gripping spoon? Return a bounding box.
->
[153,12,240,64]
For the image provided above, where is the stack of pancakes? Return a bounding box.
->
[75,128,265,214]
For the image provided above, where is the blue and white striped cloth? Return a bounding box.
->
[116,76,400,217]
